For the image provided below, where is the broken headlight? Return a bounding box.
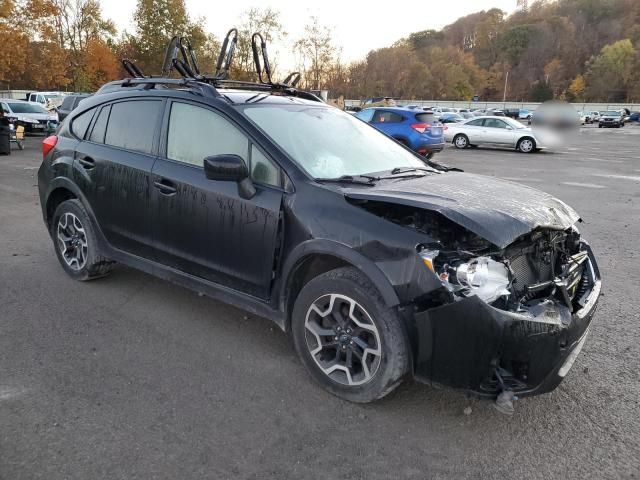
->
[439,257,510,304]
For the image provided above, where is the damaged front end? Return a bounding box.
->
[413,224,601,398]
[353,200,601,398]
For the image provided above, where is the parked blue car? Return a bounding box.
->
[354,107,444,158]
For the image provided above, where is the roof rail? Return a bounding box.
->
[97,77,221,98]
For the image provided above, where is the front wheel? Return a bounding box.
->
[291,267,409,403]
[453,134,469,149]
[517,137,536,153]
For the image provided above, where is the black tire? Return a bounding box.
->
[517,137,536,153]
[598,124,603,128]
[425,152,434,160]
[291,267,409,403]
[453,134,469,149]
[51,199,114,281]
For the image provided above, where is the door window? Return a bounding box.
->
[372,111,404,123]
[484,119,508,129]
[166,102,249,167]
[466,119,485,127]
[104,100,161,154]
[1,103,9,115]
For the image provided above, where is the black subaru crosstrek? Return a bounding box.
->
[38,78,601,404]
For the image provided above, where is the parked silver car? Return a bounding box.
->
[444,116,556,153]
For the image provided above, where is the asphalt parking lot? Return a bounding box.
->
[1,126,639,479]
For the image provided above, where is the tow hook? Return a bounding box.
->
[493,368,519,415]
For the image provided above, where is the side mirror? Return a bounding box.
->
[506,126,513,130]
[204,154,256,200]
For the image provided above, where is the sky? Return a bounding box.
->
[102,0,518,69]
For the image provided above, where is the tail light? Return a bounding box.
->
[411,123,431,133]
[42,135,58,158]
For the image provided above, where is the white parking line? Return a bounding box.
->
[500,177,543,183]
[592,174,640,181]
[561,182,606,189]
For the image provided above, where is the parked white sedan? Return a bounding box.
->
[444,116,551,153]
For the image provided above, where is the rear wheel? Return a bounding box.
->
[517,137,536,153]
[453,134,469,149]
[291,267,409,403]
[51,199,114,281]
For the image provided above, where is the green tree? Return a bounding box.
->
[131,0,204,75]
[584,39,636,101]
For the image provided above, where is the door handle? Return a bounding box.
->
[78,156,95,169]
[154,179,178,195]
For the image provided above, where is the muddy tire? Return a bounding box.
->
[291,267,409,403]
[51,199,114,281]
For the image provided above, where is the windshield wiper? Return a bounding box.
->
[390,167,433,175]
[315,175,378,185]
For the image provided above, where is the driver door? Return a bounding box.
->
[151,100,284,299]
[481,118,516,146]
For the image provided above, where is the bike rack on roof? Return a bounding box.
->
[215,28,238,80]
[162,35,202,78]
[122,59,145,78]
[112,28,321,103]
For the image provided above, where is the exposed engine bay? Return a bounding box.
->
[354,201,594,316]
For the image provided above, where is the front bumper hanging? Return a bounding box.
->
[412,243,601,398]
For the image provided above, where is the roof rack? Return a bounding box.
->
[109,28,322,103]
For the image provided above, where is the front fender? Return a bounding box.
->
[278,239,401,311]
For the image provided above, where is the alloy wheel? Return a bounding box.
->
[57,212,88,271]
[304,294,382,386]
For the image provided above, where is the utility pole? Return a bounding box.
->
[503,71,509,102]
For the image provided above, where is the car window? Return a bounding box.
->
[485,119,508,129]
[61,96,74,109]
[415,113,436,123]
[105,100,161,154]
[466,119,485,127]
[355,109,374,122]
[372,111,403,123]
[167,102,248,167]
[89,105,110,143]
[250,145,280,187]
[71,108,95,139]
[1,103,9,114]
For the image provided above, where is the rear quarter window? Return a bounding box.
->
[415,113,436,124]
[70,108,96,139]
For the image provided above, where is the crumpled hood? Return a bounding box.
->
[343,172,580,248]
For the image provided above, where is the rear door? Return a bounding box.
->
[150,100,284,299]
[370,110,405,137]
[462,118,485,142]
[72,99,163,259]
